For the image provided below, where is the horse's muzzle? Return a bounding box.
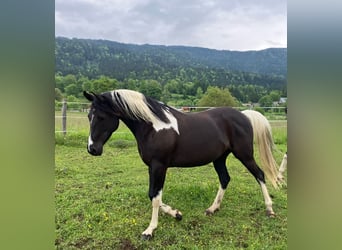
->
[87,145,102,156]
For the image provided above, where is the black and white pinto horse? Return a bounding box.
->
[83,89,279,240]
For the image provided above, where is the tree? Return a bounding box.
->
[92,76,117,93]
[55,88,63,101]
[161,88,172,104]
[82,80,92,93]
[196,87,203,99]
[65,83,81,97]
[164,79,181,94]
[139,80,162,100]
[269,90,281,102]
[197,86,237,107]
[258,95,273,107]
[55,74,76,93]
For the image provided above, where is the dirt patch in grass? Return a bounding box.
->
[119,238,137,250]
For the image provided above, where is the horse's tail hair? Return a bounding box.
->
[242,110,279,189]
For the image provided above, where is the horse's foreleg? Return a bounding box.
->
[206,156,230,215]
[142,189,183,240]
[142,190,162,240]
[142,165,166,240]
[206,186,226,215]
[160,201,182,220]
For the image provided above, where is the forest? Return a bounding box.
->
[55,37,287,108]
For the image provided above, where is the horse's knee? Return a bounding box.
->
[225,175,231,186]
[220,175,230,189]
[149,189,162,201]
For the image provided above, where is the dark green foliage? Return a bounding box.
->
[56,37,287,78]
[55,37,287,105]
[198,86,237,107]
[55,37,286,89]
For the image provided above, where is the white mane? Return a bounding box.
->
[110,89,179,134]
[111,89,162,123]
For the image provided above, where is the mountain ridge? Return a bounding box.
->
[56,37,286,76]
[55,37,287,90]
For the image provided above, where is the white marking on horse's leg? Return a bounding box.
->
[260,181,275,216]
[160,202,182,220]
[277,153,287,181]
[206,186,226,215]
[142,190,162,238]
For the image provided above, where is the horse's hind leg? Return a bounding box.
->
[277,152,287,183]
[233,142,275,216]
[234,151,275,217]
[206,153,230,215]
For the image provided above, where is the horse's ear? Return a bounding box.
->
[83,91,94,101]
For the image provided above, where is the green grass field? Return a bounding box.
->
[55,112,287,249]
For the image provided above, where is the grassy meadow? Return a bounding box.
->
[55,111,287,249]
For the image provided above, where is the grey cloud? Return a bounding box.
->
[55,0,287,51]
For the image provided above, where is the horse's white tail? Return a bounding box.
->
[242,110,279,188]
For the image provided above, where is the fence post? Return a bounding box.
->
[62,99,67,136]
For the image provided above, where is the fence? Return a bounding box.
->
[55,101,287,135]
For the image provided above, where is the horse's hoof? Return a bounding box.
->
[141,234,152,240]
[175,212,182,221]
[266,210,276,218]
[205,208,219,216]
[205,210,214,216]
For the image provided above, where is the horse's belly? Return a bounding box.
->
[170,145,225,167]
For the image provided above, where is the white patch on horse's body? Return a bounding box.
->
[152,109,179,134]
[111,89,180,135]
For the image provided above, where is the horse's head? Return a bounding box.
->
[83,91,120,156]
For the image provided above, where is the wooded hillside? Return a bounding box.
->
[55,37,287,106]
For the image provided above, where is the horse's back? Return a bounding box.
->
[169,107,253,167]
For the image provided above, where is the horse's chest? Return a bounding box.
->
[137,137,175,165]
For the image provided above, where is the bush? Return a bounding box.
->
[254,107,265,115]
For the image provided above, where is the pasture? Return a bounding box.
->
[55,111,287,249]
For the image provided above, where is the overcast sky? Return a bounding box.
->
[55,0,287,51]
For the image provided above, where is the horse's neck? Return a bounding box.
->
[120,117,151,139]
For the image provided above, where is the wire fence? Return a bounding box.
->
[55,101,287,135]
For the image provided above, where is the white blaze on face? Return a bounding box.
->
[88,114,94,151]
[88,135,94,151]
[152,109,180,135]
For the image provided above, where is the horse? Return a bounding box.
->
[83,89,279,240]
[241,110,287,184]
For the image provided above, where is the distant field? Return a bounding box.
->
[55,110,287,134]
[55,111,287,249]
